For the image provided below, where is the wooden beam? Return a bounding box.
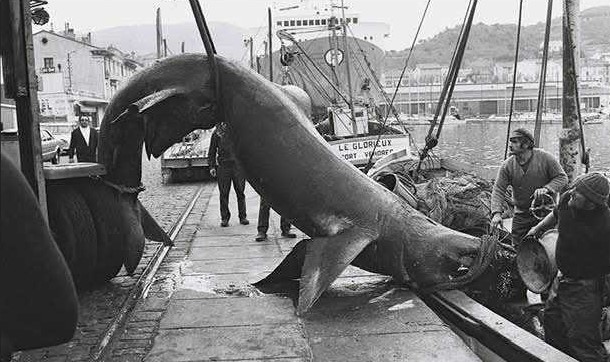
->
[559,0,582,181]
[8,0,47,216]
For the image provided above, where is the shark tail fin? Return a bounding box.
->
[138,201,172,246]
[254,239,308,287]
[297,227,375,315]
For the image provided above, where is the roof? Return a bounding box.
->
[33,30,100,49]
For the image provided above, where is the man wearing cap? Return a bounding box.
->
[490,128,568,246]
[526,172,610,361]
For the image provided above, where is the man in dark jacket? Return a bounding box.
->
[208,123,248,227]
[68,115,98,163]
[527,172,610,361]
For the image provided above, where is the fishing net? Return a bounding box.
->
[412,173,496,236]
[388,169,521,303]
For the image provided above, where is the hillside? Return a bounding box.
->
[92,21,248,61]
[385,6,610,69]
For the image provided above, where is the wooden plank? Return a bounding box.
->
[7,0,47,215]
[436,290,576,362]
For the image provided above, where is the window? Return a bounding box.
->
[321,19,326,25]
[346,18,351,23]
[309,20,314,25]
[277,21,282,26]
[353,18,358,24]
[41,130,52,141]
[284,21,289,26]
[296,20,301,26]
[43,57,54,68]
[290,20,295,26]
[315,19,320,25]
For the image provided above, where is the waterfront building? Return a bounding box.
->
[380,79,610,118]
[33,24,143,127]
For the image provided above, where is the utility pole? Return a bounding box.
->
[156,8,163,59]
[244,37,254,70]
[560,0,582,181]
[5,0,47,215]
[268,8,273,82]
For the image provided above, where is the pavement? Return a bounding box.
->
[139,183,481,362]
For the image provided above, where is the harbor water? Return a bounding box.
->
[408,121,610,177]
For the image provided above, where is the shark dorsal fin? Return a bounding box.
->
[297,227,377,315]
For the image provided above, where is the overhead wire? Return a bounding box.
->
[362,0,433,172]
[503,0,524,159]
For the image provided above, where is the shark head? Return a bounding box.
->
[99,54,223,187]
[403,226,496,292]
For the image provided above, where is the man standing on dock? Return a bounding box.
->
[490,128,568,246]
[68,115,98,163]
[208,122,249,227]
[255,197,296,241]
[526,172,610,362]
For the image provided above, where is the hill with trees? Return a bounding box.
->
[385,6,610,69]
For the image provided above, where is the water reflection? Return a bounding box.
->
[408,121,610,175]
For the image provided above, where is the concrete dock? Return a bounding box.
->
[141,184,481,361]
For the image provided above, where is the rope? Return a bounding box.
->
[362,0,432,172]
[427,0,473,140]
[414,0,478,175]
[503,0,524,159]
[278,30,351,107]
[433,0,477,141]
[534,0,554,147]
[344,34,405,131]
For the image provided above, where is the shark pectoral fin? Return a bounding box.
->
[138,200,172,246]
[133,88,187,114]
[297,227,376,315]
[111,89,186,125]
[111,104,140,124]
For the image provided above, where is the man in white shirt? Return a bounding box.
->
[68,115,98,163]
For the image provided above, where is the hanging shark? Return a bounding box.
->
[99,54,494,314]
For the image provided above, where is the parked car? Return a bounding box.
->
[40,122,75,155]
[40,128,64,164]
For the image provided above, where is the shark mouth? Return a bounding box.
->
[420,234,498,293]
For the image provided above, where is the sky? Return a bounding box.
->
[35,0,610,51]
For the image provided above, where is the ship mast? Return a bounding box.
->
[339,0,357,133]
[559,0,584,180]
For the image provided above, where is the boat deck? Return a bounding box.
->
[143,184,482,361]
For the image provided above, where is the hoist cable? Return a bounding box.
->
[503,0,525,159]
[534,0,554,147]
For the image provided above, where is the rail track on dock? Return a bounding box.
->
[11,180,212,362]
[90,185,208,361]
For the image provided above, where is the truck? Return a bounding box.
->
[160,129,213,183]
